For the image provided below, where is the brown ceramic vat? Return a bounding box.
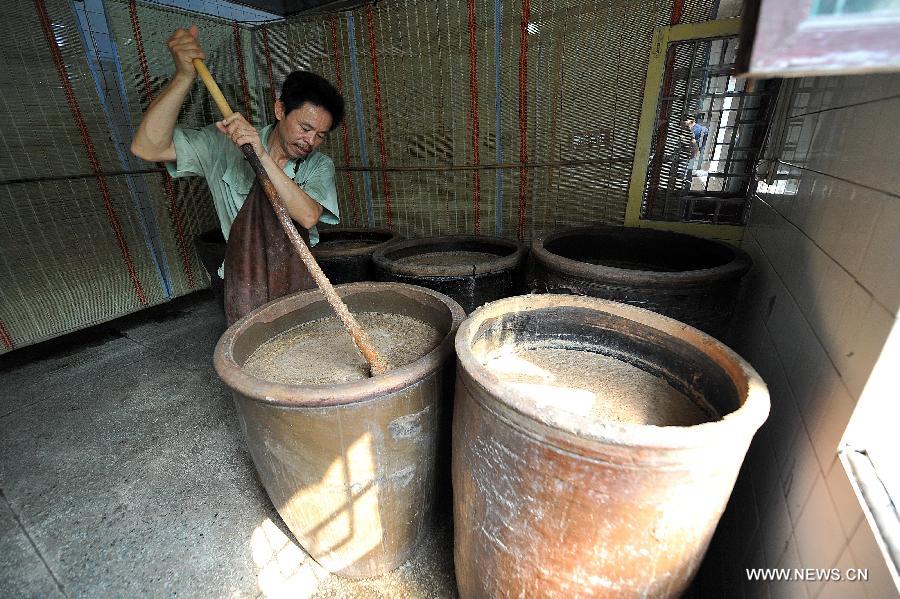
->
[529,225,752,340]
[214,282,465,578]
[312,227,401,284]
[373,235,527,314]
[452,294,769,597]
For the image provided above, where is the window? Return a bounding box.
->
[641,36,777,225]
[625,18,776,241]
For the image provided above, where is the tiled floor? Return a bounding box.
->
[0,292,455,598]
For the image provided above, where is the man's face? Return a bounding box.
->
[274,101,334,160]
[684,118,694,131]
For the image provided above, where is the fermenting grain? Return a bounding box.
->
[394,251,497,268]
[484,347,712,426]
[243,312,442,385]
[316,239,379,251]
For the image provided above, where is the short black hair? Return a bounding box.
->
[279,71,345,131]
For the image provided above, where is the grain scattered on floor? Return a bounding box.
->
[311,522,457,598]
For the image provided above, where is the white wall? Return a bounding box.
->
[703,72,900,598]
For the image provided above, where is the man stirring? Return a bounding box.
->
[131,26,344,320]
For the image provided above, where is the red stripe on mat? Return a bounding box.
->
[36,0,147,305]
[128,0,152,108]
[468,0,481,235]
[129,0,195,289]
[161,174,196,288]
[516,0,530,241]
[233,23,253,124]
[367,6,393,229]
[261,27,277,112]
[329,17,360,226]
[0,320,14,350]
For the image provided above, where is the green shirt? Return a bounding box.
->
[165,123,340,248]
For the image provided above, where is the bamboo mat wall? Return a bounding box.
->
[0,0,717,352]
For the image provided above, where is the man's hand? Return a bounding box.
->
[167,25,206,81]
[130,25,210,163]
[216,113,264,157]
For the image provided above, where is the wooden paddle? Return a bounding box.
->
[192,58,388,377]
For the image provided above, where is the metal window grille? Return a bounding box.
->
[641,35,778,225]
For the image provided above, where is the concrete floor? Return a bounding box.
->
[0,292,456,598]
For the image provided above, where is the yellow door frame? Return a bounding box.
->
[625,18,745,243]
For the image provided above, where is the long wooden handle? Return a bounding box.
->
[194,60,233,119]
[192,58,389,377]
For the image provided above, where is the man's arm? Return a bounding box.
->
[262,154,325,229]
[130,26,206,163]
[216,113,325,229]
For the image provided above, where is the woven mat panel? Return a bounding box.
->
[0,1,123,181]
[0,176,168,351]
[0,0,175,353]
[134,170,216,296]
[0,0,722,353]
[104,0,260,296]
[251,0,718,243]
[106,0,265,129]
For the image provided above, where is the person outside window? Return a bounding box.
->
[684,116,709,176]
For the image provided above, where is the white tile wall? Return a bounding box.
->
[760,485,793,566]
[833,73,900,106]
[809,261,855,359]
[723,71,900,598]
[795,476,844,573]
[767,279,806,364]
[750,422,781,519]
[746,531,771,599]
[772,534,808,599]
[787,318,827,414]
[781,427,820,524]
[818,545,862,598]
[793,235,831,320]
[825,457,864,540]
[829,187,881,277]
[858,195,900,313]
[849,521,899,599]
[808,375,855,473]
